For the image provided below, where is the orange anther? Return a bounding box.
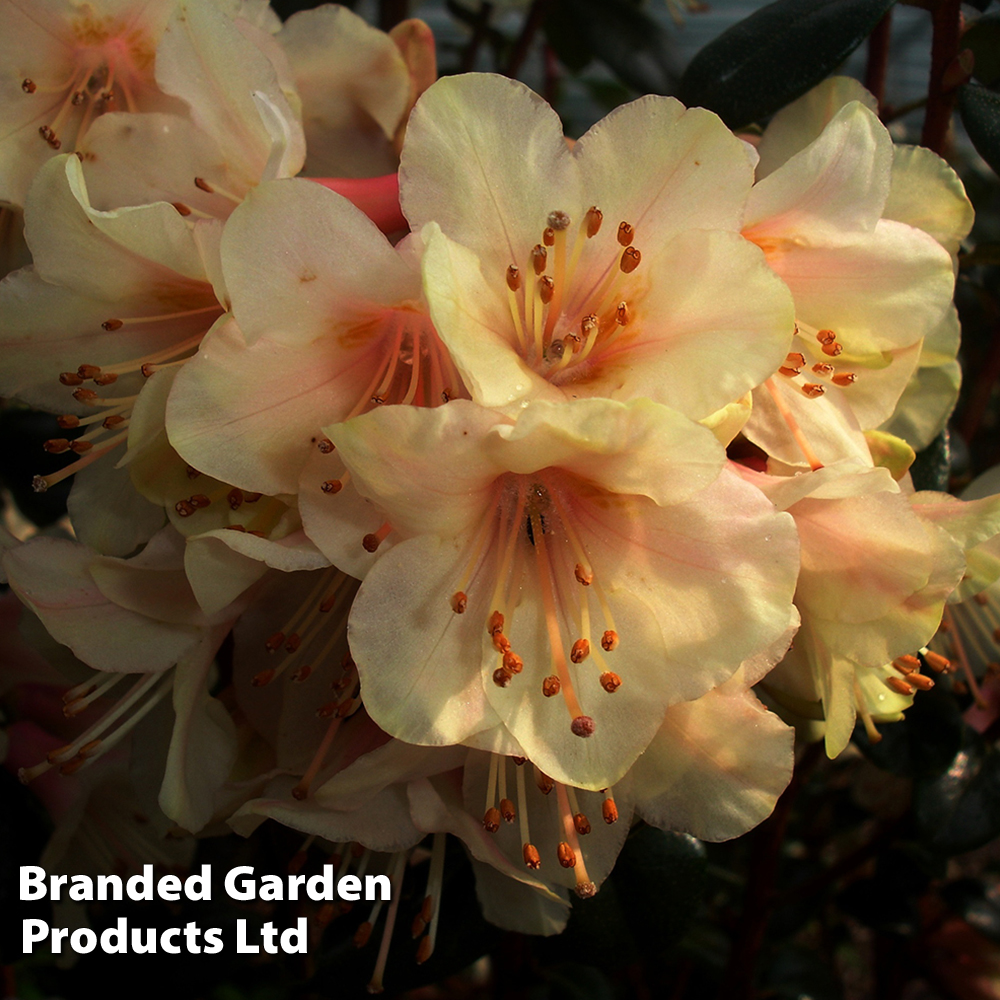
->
[620,246,641,274]
[571,639,590,664]
[600,671,621,693]
[557,843,576,868]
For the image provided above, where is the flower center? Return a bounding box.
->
[504,207,642,382]
[25,16,157,151]
[451,474,623,741]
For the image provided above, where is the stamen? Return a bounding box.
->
[292,714,343,800]
[544,211,569,338]
[585,207,603,238]
[415,833,446,964]
[506,265,528,349]
[498,757,514,822]
[531,244,547,276]
[886,676,914,696]
[534,766,554,795]
[555,782,595,897]
[943,607,988,708]
[923,650,952,673]
[853,680,881,744]
[516,763,540,869]
[63,672,125,717]
[619,246,641,274]
[617,222,634,246]
[566,786,590,835]
[602,788,618,824]
[366,852,407,993]
[600,672,621,692]
[363,522,392,552]
[32,429,130,492]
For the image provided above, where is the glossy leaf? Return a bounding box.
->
[960,83,1000,177]
[553,0,679,96]
[963,15,1000,87]
[678,0,895,128]
[909,429,951,493]
[915,729,1000,856]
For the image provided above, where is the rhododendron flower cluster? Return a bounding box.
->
[2,0,997,983]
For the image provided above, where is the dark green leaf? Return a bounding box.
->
[909,428,951,493]
[963,15,1000,87]
[612,826,707,955]
[960,83,1000,176]
[915,729,1000,856]
[853,684,964,778]
[678,0,895,129]
[554,0,679,95]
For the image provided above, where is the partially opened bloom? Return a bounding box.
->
[742,458,1000,755]
[741,77,966,469]
[399,73,794,420]
[332,396,799,789]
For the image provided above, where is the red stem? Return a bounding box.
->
[921,0,962,154]
[865,11,892,116]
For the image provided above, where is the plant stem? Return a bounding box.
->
[922,0,962,154]
[866,10,893,116]
[460,2,493,72]
[506,0,551,78]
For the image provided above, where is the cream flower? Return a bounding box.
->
[165,177,465,577]
[739,458,1000,755]
[398,73,794,420]
[2,527,243,830]
[742,77,966,470]
[0,0,303,210]
[0,153,225,554]
[331,397,799,789]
